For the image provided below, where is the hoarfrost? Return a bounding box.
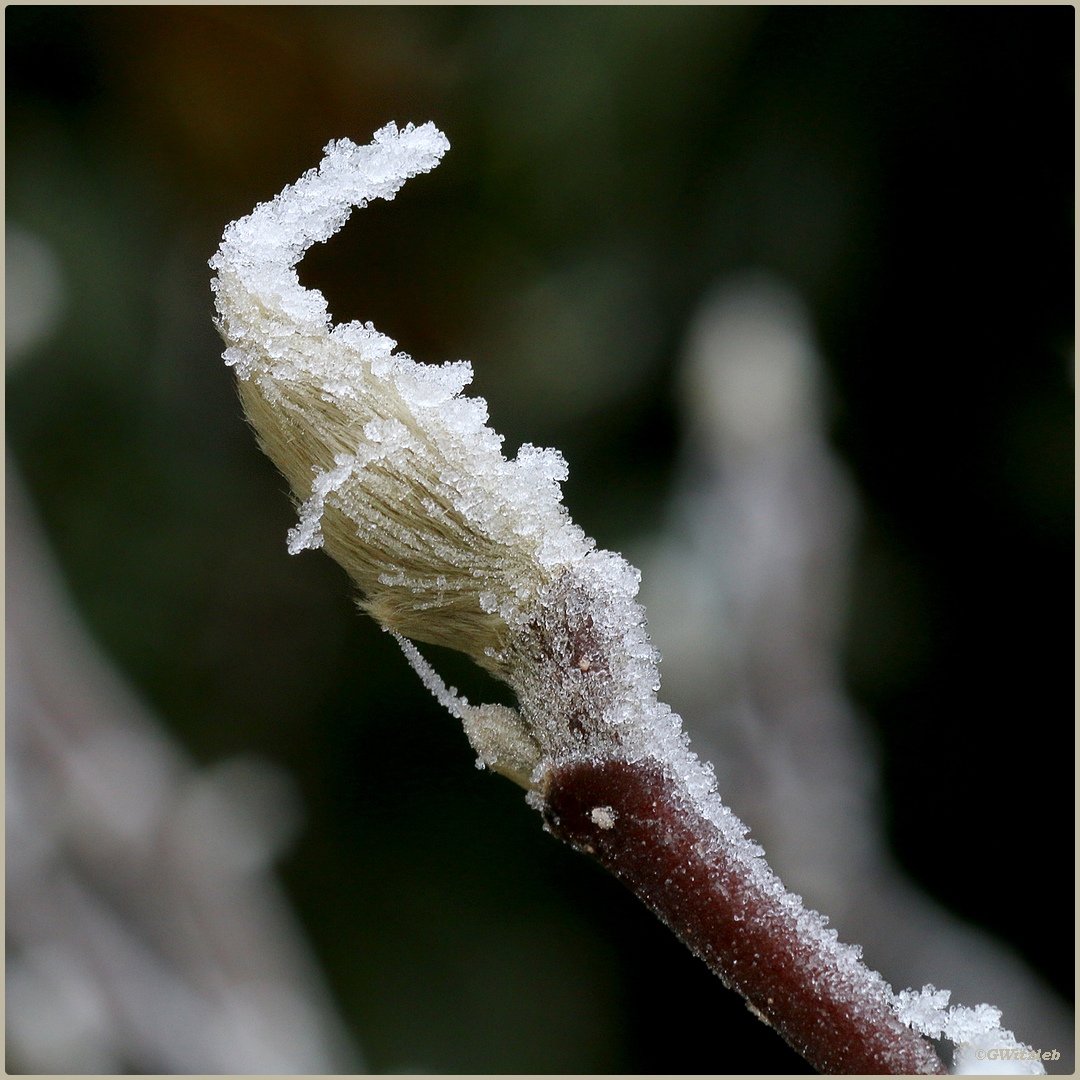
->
[895,986,1045,1074]
[393,633,469,721]
[210,122,598,666]
[287,455,359,555]
[212,122,1043,1074]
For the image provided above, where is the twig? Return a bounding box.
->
[210,121,1045,1075]
[542,757,944,1074]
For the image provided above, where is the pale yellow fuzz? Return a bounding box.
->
[236,374,523,670]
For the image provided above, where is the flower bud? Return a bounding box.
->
[211,124,682,797]
[210,123,591,682]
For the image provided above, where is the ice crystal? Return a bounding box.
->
[895,986,1045,1074]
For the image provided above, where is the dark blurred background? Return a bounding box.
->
[7,6,1073,1073]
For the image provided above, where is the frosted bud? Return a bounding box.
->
[210,124,581,665]
[210,123,671,791]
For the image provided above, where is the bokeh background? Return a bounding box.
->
[7,6,1073,1074]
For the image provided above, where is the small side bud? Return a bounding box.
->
[460,704,541,790]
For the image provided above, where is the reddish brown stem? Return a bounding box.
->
[540,757,947,1075]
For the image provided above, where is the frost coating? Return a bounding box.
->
[211,124,1041,1073]
[210,122,594,677]
[895,986,1046,1074]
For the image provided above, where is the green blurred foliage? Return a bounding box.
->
[7,7,1072,1072]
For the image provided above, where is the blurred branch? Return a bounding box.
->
[636,273,1073,1072]
[6,460,362,1074]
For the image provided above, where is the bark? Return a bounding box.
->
[541,756,948,1075]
